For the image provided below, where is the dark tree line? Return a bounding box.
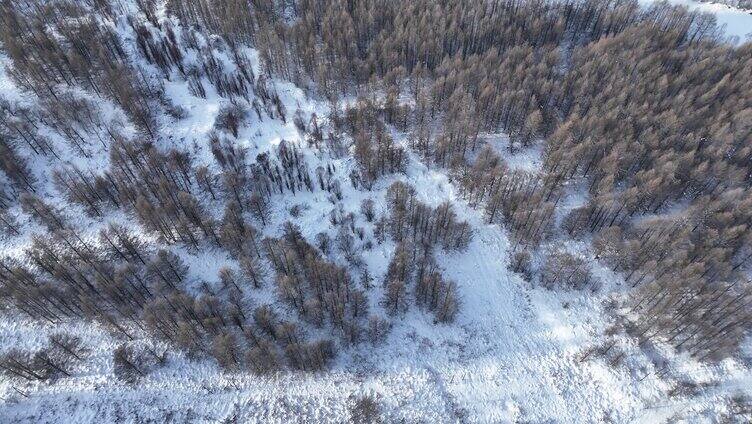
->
[459,147,560,250]
[339,99,407,188]
[385,181,472,252]
[381,240,459,323]
[0,217,339,374]
[376,181,466,323]
[0,333,86,382]
[263,222,377,344]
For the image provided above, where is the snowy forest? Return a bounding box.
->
[0,0,750,422]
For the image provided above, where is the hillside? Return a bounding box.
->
[0,0,751,423]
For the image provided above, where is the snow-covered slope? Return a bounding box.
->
[1,59,748,424]
[0,2,750,423]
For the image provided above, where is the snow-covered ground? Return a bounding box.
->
[642,0,752,43]
[0,2,750,423]
[1,73,748,422]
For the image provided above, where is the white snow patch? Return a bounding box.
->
[643,0,752,43]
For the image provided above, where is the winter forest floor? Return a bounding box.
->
[0,0,751,423]
[1,56,749,424]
